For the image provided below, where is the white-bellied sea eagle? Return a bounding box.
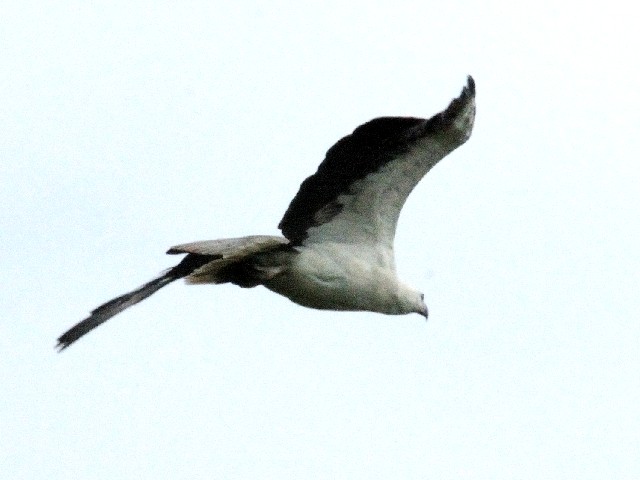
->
[57,76,476,350]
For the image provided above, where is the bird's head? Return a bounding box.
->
[395,283,429,320]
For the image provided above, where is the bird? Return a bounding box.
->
[57,76,476,350]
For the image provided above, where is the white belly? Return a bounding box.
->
[262,243,403,314]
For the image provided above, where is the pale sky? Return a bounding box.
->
[2,1,639,479]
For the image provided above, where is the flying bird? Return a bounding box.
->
[57,76,476,350]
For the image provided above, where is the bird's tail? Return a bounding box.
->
[167,235,290,287]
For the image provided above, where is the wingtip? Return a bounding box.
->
[56,322,88,351]
[466,75,475,95]
[55,333,76,352]
[434,74,476,134]
[460,75,476,98]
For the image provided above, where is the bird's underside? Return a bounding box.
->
[57,76,476,350]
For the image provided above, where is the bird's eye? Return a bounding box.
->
[420,293,424,301]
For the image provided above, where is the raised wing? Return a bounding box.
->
[278,76,476,254]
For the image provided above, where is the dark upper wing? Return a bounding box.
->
[278,76,476,249]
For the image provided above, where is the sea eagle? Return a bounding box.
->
[57,76,476,350]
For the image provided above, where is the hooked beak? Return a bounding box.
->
[421,303,429,321]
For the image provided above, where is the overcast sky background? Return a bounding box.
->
[2,1,639,478]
